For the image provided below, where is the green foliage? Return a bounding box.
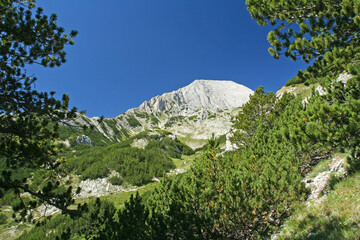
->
[145,137,194,158]
[181,144,195,156]
[147,75,360,238]
[188,115,198,121]
[232,86,277,148]
[0,0,79,219]
[207,113,217,119]
[66,141,175,185]
[132,130,151,140]
[217,134,226,145]
[16,73,360,237]
[58,125,78,140]
[150,115,159,125]
[85,130,112,146]
[18,193,156,240]
[347,149,360,175]
[0,190,18,207]
[298,73,360,174]
[134,111,148,118]
[108,175,124,186]
[285,75,306,86]
[0,214,7,225]
[113,192,152,239]
[148,115,309,238]
[164,116,185,127]
[81,161,109,180]
[324,172,344,193]
[193,134,226,152]
[247,0,360,81]
[18,199,118,240]
[126,115,141,127]
[155,129,172,136]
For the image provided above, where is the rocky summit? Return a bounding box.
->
[137,80,253,116]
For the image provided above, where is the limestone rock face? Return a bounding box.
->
[137,80,253,116]
[75,135,94,146]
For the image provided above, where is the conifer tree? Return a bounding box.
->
[232,86,276,149]
[0,0,78,219]
[246,0,360,80]
[149,136,231,239]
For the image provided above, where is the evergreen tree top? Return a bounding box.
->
[246,0,360,80]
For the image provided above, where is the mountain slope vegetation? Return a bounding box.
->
[63,131,193,185]
[15,70,360,239]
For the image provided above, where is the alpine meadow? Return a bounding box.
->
[1,0,360,239]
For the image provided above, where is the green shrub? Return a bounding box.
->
[207,113,216,119]
[81,162,109,180]
[108,175,124,186]
[150,115,159,125]
[181,144,195,155]
[67,142,176,186]
[0,213,7,225]
[126,116,141,127]
[0,190,17,207]
[135,112,148,118]
[164,116,185,128]
[347,147,360,175]
[285,75,306,86]
[188,115,198,121]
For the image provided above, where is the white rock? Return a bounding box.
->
[336,72,352,84]
[225,132,239,151]
[131,138,148,149]
[137,80,253,115]
[75,135,94,146]
[304,155,346,203]
[37,204,60,217]
[315,85,326,96]
[75,175,138,198]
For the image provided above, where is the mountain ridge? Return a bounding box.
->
[67,79,254,148]
[135,79,253,116]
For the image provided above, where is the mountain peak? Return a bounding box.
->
[137,79,253,114]
[192,79,234,83]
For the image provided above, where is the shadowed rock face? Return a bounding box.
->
[137,80,254,116]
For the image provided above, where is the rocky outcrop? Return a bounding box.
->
[75,176,138,198]
[304,155,346,203]
[131,138,148,149]
[336,72,352,84]
[75,135,94,146]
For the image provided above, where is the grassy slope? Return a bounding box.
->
[276,83,320,99]
[276,162,360,239]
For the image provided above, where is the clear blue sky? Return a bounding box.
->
[31,0,309,118]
